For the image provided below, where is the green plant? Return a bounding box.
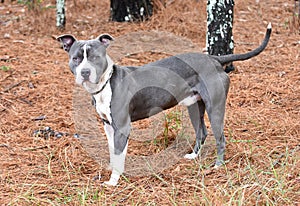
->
[163,110,182,137]
[0,65,10,71]
[17,0,42,10]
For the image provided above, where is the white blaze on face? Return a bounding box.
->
[75,44,98,85]
[75,44,87,85]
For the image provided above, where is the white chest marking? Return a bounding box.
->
[92,56,114,123]
[94,81,113,123]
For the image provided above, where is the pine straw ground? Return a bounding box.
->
[0,0,299,205]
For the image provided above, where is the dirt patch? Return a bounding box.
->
[0,0,299,205]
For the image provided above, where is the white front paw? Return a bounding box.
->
[104,179,118,186]
[107,163,113,171]
[184,152,198,159]
[103,172,120,186]
[213,164,220,169]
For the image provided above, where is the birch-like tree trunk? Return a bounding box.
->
[110,0,153,22]
[206,0,235,72]
[56,0,66,29]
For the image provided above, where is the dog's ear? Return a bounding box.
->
[97,34,114,48]
[57,34,77,52]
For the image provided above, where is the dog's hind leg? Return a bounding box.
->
[206,100,226,167]
[199,69,229,167]
[184,100,208,159]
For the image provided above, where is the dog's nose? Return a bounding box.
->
[81,68,91,80]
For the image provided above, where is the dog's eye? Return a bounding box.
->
[90,55,98,61]
[72,57,82,65]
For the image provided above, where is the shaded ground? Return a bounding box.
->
[0,0,299,205]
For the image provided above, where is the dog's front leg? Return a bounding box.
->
[103,122,129,186]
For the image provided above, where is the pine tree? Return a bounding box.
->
[110,0,153,22]
[56,0,66,29]
[206,0,235,72]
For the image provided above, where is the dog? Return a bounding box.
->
[57,23,271,186]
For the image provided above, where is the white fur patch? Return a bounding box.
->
[103,124,128,186]
[75,44,97,85]
[267,22,272,29]
[104,124,114,149]
[92,55,114,122]
[104,172,120,186]
[104,142,128,186]
[179,94,201,106]
[184,152,198,160]
[94,80,113,123]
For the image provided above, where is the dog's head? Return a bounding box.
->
[57,34,114,93]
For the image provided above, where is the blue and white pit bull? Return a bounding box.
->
[57,23,271,186]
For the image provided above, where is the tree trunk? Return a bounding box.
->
[110,0,153,22]
[206,0,235,72]
[56,0,66,29]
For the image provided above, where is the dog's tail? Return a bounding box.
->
[212,23,272,67]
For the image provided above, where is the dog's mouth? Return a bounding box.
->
[76,75,98,85]
[82,81,101,93]
[82,79,97,84]
[76,65,112,94]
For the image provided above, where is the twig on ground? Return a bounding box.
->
[2,80,25,92]
[0,72,14,82]
[22,146,48,151]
